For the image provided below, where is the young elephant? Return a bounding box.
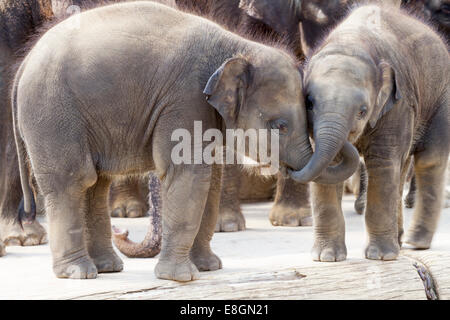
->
[0,0,52,252]
[13,2,344,280]
[290,3,449,261]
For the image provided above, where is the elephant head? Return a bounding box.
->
[203,54,356,182]
[203,56,311,172]
[289,49,402,183]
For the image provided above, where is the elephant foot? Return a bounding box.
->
[215,209,245,232]
[155,258,199,282]
[0,219,47,246]
[404,225,433,249]
[53,255,98,279]
[0,240,5,257]
[190,248,222,272]
[365,237,400,261]
[311,239,347,262]
[110,200,147,218]
[269,204,312,227]
[91,251,124,273]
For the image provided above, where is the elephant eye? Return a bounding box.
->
[269,119,288,135]
[305,95,314,111]
[358,105,368,119]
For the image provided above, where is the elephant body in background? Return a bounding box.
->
[0,0,52,254]
[14,2,318,280]
[295,3,449,262]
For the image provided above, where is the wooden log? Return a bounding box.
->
[71,256,426,300]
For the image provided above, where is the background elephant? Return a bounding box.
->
[0,0,53,253]
[291,3,449,261]
[0,0,159,255]
[14,1,334,280]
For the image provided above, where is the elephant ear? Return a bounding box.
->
[239,0,301,35]
[203,57,253,128]
[369,61,402,128]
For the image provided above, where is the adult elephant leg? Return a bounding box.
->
[311,182,346,262]
[154,164,212,282]
[190,164,222,271]
[109,176,149,218]
[0,64,46,246]
[405,106,449,249]
[364,158,402,260]
[85,176,123,273]
[270,175,312,226]
[216,164,245,232]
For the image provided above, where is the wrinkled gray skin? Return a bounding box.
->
[403,0,450,41]
[13,2,321,280]
[294,4,449,261]
[0,0,52,256]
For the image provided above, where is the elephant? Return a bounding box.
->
[402,0,449,41]
[13,2,353,280]
[290,3,449,261]
[0,0,53,254]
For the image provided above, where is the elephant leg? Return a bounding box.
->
[354,160,368,215]
[154,164,212,282]
[109,176,148,218]
[216,164,245,232]
[0,107,47,247]
[310,182,346,262]
[190,164,223,271]
[405,107,449,249]
[404,174,416,209]
[397,157,413,246]
[39,175,97,279]
[364,159,402,261]
[0,238,4,257]
[85,176,123,273]
[270,175,312,226]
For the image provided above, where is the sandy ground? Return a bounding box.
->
[0,193,449,300]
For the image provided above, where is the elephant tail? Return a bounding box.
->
[112,173,162,258]
[11,57,37,227]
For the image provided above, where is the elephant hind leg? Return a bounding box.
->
[191,164,223,271]
[40,177,97,279]
[405,105,449,249]
[85,176,123,273]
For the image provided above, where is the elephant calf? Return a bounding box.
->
[13,2,328,281]
[290,3,449,261]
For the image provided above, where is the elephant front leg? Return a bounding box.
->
[155,165,212,282]
[364,160,401,260]
[311,182,346,262]
[85,176,123,273]
[190,164,223,271]
[270,175,312,226]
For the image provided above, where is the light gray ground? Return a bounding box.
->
[0,192,449,300]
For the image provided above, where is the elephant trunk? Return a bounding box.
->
[289,118,360,184]
[112,173,162,258]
